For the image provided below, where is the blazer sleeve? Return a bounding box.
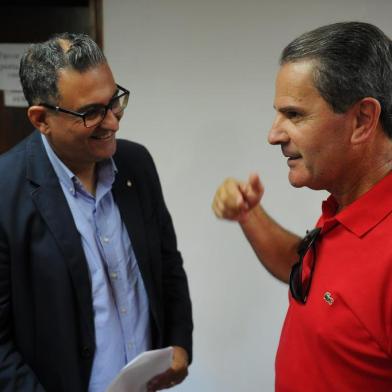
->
[0,228,46,392]
[139,145,194,362]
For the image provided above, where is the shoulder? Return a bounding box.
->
[114,139,156,172]
[0,136,29,165]
[113,139,163,195]
[0,135,38,221]
[0,135,31,184]
[115,139,151,159]
[0,131,49,195]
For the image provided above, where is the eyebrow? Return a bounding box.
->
[274,105,303,114]
[75,87,120,113]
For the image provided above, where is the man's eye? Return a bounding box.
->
[85,108,104,120]
[111,97,121,109]
[286,111,299,119]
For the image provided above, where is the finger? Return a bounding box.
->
[213,199,225,218]
[239,173,264,207]
[216,196,248,219]
[147,369,186,391]
[147,372,171,391]
[212,179,248,220]
[221,179,244,208]
[248,172,263,194]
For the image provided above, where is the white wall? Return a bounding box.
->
[103,1,392,390]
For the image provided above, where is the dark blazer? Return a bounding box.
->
[0,131,193,392]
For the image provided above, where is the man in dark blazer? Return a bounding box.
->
[0,33,192,392]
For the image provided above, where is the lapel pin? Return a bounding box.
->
[126,180,132,188]
[323,292,334,305]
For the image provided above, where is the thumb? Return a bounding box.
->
[248,173,263,195]
[240,172,264,208]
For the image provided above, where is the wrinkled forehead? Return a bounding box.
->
[274,61,320,104]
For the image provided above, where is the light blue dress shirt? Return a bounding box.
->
[42,135,151,392]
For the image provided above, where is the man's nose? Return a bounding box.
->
[268,114,289,145]
[101,108,120,132]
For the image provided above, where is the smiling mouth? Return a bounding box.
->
[285,154,302,167]
[91,132,113,140]
[283,152,302,160]
[281,146,301,161]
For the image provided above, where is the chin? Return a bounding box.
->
[288,171,308,188]
[288,176,325,191]
[287,167,323,190]
[96,142,117,161]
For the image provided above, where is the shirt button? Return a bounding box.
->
[127,342,133,349]
[110,272,118,280]
[120,307,127,314]
[102,236,109,243]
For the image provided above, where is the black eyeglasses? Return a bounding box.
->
[289,227,321,304]
[39,84,130,128]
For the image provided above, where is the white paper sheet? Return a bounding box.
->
[106,347,173,392]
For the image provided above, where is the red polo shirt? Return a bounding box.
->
[275,172,392,391]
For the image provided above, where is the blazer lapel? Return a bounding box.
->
[26,132,95,341]
[112,171,158,319]
[112,173,153,277]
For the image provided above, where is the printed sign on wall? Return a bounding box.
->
[0,43,29,107]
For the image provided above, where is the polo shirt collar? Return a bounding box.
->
[319,171,392,237]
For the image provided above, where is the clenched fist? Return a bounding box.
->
[212,173,264,223]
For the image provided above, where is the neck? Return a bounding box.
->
[66,161,97,196]
[331,153,392,213]
[329,128,392,212]
[44,136,99,195]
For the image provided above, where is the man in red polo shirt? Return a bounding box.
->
[212,22,392,391]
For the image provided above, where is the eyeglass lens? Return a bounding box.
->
[84,94,128,127]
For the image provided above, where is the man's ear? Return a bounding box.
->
[350,97,381,144]
[27,105,51,135]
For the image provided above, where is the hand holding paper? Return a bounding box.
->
[147,346,189,391]
[106,347,173,392]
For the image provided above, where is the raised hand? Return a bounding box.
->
[212,173,264,223]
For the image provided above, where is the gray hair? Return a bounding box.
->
[280,22,392,138]
[19,32,107,106]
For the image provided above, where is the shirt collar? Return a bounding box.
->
[41,134,117,196]
[319,172,392,237]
